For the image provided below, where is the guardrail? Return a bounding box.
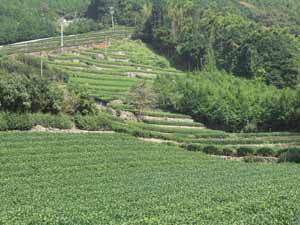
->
[0,27,134,55]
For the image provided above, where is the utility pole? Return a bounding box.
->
[60,18,64,53]
[40,52,43,77]
[109,7,115,30]
[105,36,108,56]
[25,43,28,53]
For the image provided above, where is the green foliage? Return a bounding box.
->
[244,156,278,163]
[86,0,111,23]
[127,80,157,117]
[75,114,113,131]
[0,54,68,82]
[279,148,300,163]
[185,144,203,152]
[0,52,4,59]
[66,84,98,116]
[5,113,33,130]
[86,0,150,27]
[155,72,299,131]
[256,147,276,157]
[0,72,66,113]
[1,132,300,224]
[0,0,91,45]
[237,147,256,157]
[0,55,96,115]
[30,113,73,129]
[234,28,300,88]
[0,112,8,131]
[0,112,73,131]
[64,19,104,35]
[141,1,300,88]
[203,145,222,155]
[186,144,236,156]
[107,39,171,68]
[223,147,236,156]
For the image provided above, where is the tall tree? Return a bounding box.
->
[128,80,157,118]
[85,0,111,22]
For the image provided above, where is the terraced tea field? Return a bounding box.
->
[46,39,178,101]
[36,33,300,154]
[1,132,300,224]
[122,112,300,153]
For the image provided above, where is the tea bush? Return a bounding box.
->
[237,147,256,157]
[1,132,300,224]
[0,112,74,131]
[203,145,222,155]
[279,148,300,163]
[5,113,33,130]
[222,147,236,156]
[244,156,278,163]
[185,144,203,152]
[256,147,276,157]
[0,112,8,131]
[75,114,113,131]
[30,113,73,130]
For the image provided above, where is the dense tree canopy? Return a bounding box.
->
[0,55,95,114]
[86,0,151,27]
[140,0,300,88]
[155,72,300,132]
[0,0,90,45]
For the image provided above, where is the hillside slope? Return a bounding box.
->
[0,0,90,44]
[20,31,297,152]
[0,27,299,155]
[141,0,300,88]
[194,0,300,31]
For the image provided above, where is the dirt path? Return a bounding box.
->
[138,138,179,145]
[30,125,115,134]
[142,116,194,123]
[151,124,205,129]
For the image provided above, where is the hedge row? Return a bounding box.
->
[279,148,300,163]
[0,112,124,132]
[0,113,73,131]
[1,112,299,164]
[185,144,300,163]
[74,114,114,131]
